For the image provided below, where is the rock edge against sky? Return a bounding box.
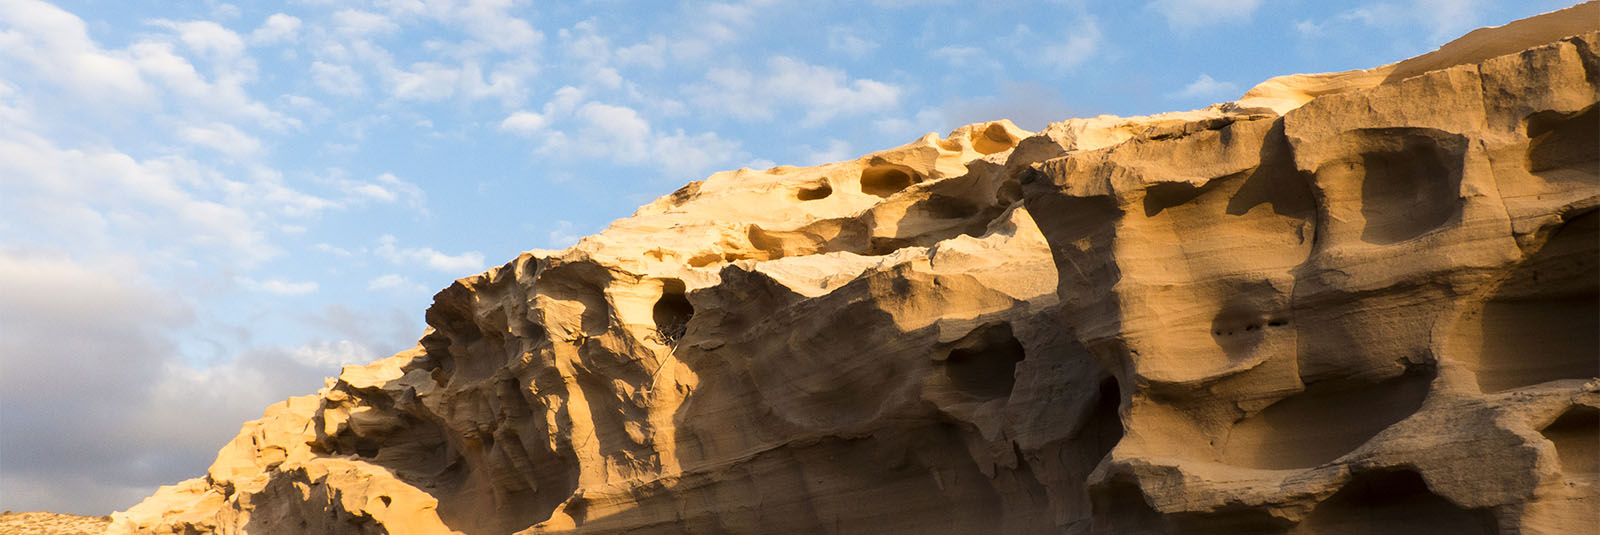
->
[112,4,1598,534]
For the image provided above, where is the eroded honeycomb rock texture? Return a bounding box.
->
[111,11,1599,535]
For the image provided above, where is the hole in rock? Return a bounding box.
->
[915,194,981,220]
[1541,405,1599,475]
[860,165,919,198]
[1090,478,1169,534]
[1348,129,1467,245]
[1526,104,1599,176]
[943,323,1027,400]
[379,496,392,507]
[1220,371,1432,469]
[797,182,833,201]
[1143,181,1205,217]
[1083,377,1124,458]
[564,496,589,526]
[653,279,694,348]
[970,123,1016,155]
[995,178,1023,205]
[1291,471,1495,534]
[353,440,380,459]
[497,377,533,418]
[1210,302,1281,360]
[1468,211,1599,393]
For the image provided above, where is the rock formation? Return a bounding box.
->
[111,4,1599,534]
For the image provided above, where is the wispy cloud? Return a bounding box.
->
[311,61,365,96]
[801,139,854,166]
[237,276,319,295]
[537,101,745,177]
[249,13,301,45]
[374,234,484,274]
[179,122,262,157]
[1147,0,1264,31]
[1296,0,1492,44]
[1170,73,1240,101]
[546,220,582,249]
[366,273,430,293]
[689,56,901,126]
[826,26,879,58]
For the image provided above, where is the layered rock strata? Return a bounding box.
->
[112,6,1599,535]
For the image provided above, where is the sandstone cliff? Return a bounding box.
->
[112,5,1600,534]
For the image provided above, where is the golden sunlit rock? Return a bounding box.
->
[110,5,1598,534]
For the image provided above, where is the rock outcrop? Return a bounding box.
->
[112,5,1599,534]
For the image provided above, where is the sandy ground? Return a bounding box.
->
[0,511,111,535]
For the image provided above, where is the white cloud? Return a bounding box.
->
[1296,0,1489,44]
[665,0,771,58]
[615,37,668,69]
[650,129,744,178]
[545,86,585,116]
[178,122,261,157]
[1411,0,1484,41]
[932,45,1001,71]
[391,61,460,100]
[311,61,364,96]
[539,101,745,177]
[801,139,853,166]
[211,3,242,20]
[500,110,549,135]
[310,170,427,212]
[152,20,247,62]
[572,102,650,154]
[367,273,431,293]
[546,220,581,249]
[331,9,398,36]
[0,5,295,131]
[1034,17,1102,71]
[237,276,319,295]
[287,340,375,368]
[380,0,543,51]
[370,172,426,209]
[827,27,878,58]
[466,59,537,104]
[313,243,354,257]
[375,234,484,274]
[873,108,946,139]
[238,167,340,218]
[690,56,901,126]
[1170,73,1240,101]
[250,14,301,45]
[1147,0,1264,30]
[0,0,154,103]
[944,82,1075,131]
[379,59,535,105]
[0,124,277,265]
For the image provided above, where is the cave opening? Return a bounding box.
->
[653,279,694,348]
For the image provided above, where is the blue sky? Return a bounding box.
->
[0,0,1582,515]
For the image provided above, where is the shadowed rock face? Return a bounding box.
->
[111,8,1599,535]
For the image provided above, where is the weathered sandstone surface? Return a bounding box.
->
[0,511,113,535]
[112,5,1599,534]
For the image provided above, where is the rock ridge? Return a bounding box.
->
[112,6,1599,534]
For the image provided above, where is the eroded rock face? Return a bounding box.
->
[111,9,1599,535]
